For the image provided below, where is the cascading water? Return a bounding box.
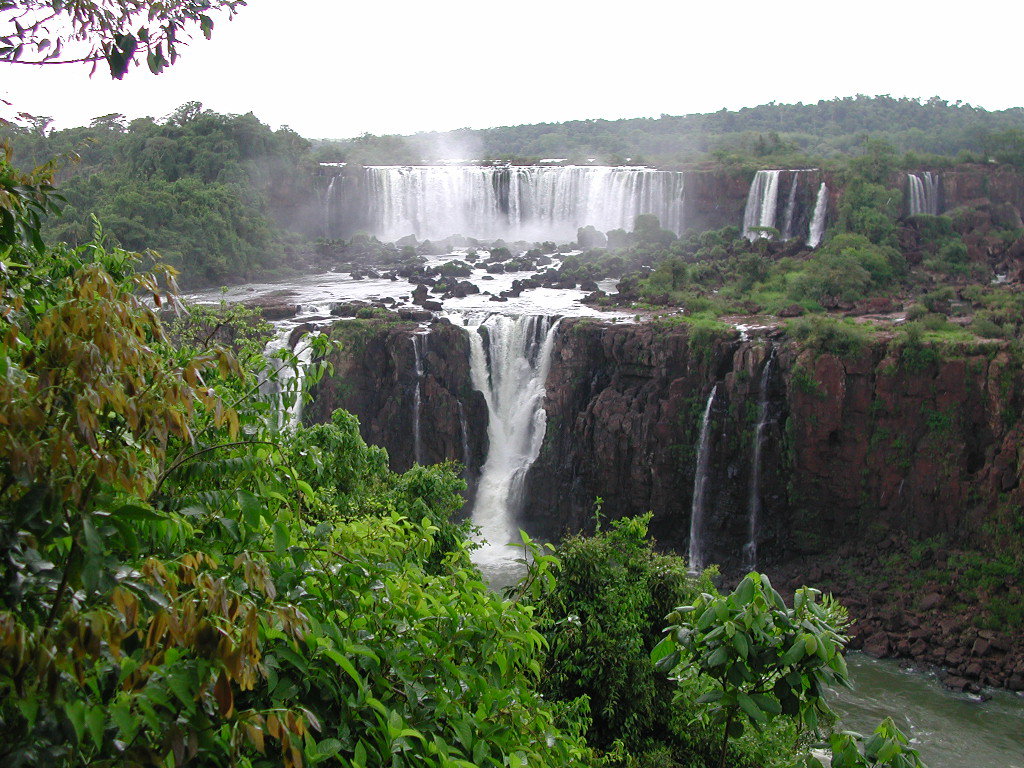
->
[457,401,471,470]
[261,330,317,431]
[326,165,687,241]
[743,349,776,570]
[907,172,940,216]
[807,182,829,248]
[742,170,782,240]
[466,314,561,572]
[322,175,337,238]
[780,172,800,240]
[688,385,718,572]
[411,332,427,464]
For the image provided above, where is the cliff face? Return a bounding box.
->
[524,319,1024,568]
[306,317,488,481]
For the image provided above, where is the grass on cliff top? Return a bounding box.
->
[650,310,733,334]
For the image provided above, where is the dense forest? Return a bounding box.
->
[322,95,1024,168]
[1,103,318,286]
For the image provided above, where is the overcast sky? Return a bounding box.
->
[2,0,1021,140]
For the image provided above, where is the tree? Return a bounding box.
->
[651,572,852,768]
[0,0,245,78]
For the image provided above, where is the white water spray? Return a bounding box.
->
[411,332,427,464]
[466,315,561,567]
[907,172,940,216]
[807,182,829,248]
[743,170,782,240]
[328,165,687,241]
[781,172,800,240]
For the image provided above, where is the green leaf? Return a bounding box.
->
[86,706,105,749]
[735,576,755,604]
[316,738,342,757]
[273,521,289,558]
[650,636,675,664]
[733,631,749,659]
[707,646,729,667]
[876,740,901,763]
[782,641,806,665]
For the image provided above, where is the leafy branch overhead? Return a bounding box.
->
[0,0,246,78]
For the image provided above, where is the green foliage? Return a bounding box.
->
[787,235,904,304]
[0,0,246,78]
[653,573,852,768]
[3,108,313,286]
[786,316,874,357]
[0,215,590,767]
[807,718,928,768]
[528,514,709,754]
[349,96,1024,167]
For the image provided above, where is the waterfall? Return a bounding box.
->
[342,165,686,241]
[780,172,800,240]
[261,330,316,431]
[742,170,782,240]
[907,172,940,216]
[411,333,427,464]
[807,182,829,248]
[743,349,776,570]
[688,385,718,572]
[466,315,561,566]
[323,175,338,238]
[457,401,471,471]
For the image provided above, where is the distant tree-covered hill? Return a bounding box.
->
[318,95,1024,168]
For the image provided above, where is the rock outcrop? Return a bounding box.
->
[306,316,488,484]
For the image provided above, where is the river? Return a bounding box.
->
[833,654,1023,768]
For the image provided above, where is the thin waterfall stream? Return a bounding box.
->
[411,332,427,464]
[688,384,719,572]
[744,348,776,570]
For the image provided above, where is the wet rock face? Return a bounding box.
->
[522,320,789,567]
[305,317,488,483]
[523,320,1024,570]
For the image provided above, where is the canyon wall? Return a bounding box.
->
[306,315,1024,567]
[525,319,1024,566]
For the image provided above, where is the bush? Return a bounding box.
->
[529,513,713,754]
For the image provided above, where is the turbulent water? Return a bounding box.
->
[327,165,687,241]
[833,654,1024,768]
[465,315,561,581]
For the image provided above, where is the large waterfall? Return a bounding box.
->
[466,315,560,572]
[326,165,686,241]
[907,172,941,216]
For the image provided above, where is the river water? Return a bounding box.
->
[833,654,1023,768]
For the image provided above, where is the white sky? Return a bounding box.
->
[2,0,1022,140]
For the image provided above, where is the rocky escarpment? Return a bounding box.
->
[301,312,1024,687]
[525,319,1024,561]
[305,316,488,482]
[522,317,1024,688]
